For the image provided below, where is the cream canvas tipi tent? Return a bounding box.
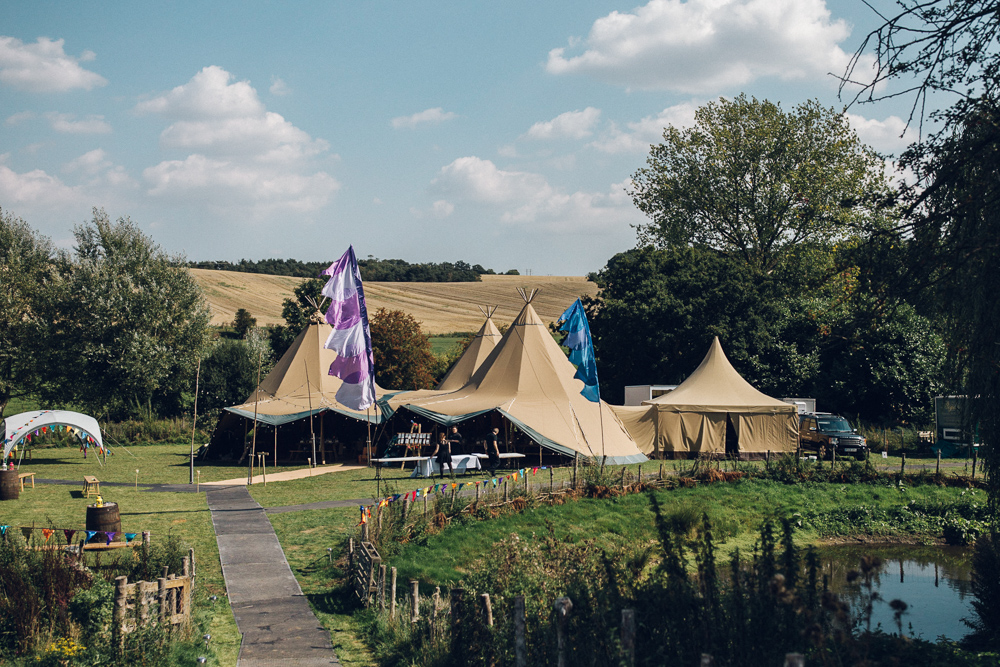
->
[390,292,647,464]
[436,306,502,392]
[640,337,797,456]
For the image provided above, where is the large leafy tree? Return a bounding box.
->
[41,209,211,419]
[0,209,58,418]
[630,95,890,273]
[369,308,436,390]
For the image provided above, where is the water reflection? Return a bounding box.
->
[817,545,973,641]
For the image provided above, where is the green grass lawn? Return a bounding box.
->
[428,334,468,356]
[13,442,310,485]
[0,483,240,666]
[269,507,375,667]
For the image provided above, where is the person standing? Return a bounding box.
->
[448,425,465,454]
[486,427,501,476]
[430,432,454,479]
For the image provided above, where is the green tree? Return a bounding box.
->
[0,209,58,418]
[369,308,436,390]
[631,95,891,273]
[232,308,257,338]
[41,209,211,419]
[197,330,273,416]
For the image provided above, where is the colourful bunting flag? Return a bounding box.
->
[86,531,97,542]
[125,533,137,543]
[104,531,116,545]
[64,529,76,544]
[0,526,7,536]
[41,529,53,543]
[20,527,32,541]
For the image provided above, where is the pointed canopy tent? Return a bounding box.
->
[3,410,104,459]
[436,306,502,392]
[389,294,647,464]
[223,317,393,427]
[640,337,797,456]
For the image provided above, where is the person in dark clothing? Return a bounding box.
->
[431,432,454,479]
[486,427,501,476]
[448,426,464,454]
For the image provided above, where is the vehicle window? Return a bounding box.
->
[817,418,852,432]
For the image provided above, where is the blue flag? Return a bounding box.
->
[558,299,600,402]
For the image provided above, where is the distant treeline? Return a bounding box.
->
[185,257,519,282]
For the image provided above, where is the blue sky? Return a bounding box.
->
[1,0,920,275]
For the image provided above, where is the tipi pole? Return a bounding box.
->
[190,359,200,485]
[305,360,316,468]
[366,407,372,467]
[248,349,262,485]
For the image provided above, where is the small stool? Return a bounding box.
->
[83,475,100,498]
[18,472,35,491]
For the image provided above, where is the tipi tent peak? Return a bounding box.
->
[437,305,502,392]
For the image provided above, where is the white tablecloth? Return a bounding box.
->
[410,454,482,478]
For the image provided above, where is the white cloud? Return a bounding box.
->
[391,107,458,129]
[0,164,83,206]
[590,101,698,153]
[136,66,339,215]
[429,156,640,231]
[0,36,107,92]
[6,111,35,126]
[269,76,291,96]
[136,66,263,120]
[63,148,111,175]
[45,112,112,134]
[546,0,861,93]
[525,107,601,140]
[143,154,339,212]
[846,113,918,154]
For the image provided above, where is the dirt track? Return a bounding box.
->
[190,269,598,334]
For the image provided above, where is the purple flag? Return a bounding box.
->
[320,246,376,411]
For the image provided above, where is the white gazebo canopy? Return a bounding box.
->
[2,410,104,459]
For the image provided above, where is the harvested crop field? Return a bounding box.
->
[190,269,598,334]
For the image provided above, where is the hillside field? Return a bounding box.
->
[189,269,598,334]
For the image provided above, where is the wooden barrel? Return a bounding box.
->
[86,502,121,539]
[0,469,19,501]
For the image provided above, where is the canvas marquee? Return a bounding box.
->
[617,337,797,457]
[3,410,104,459]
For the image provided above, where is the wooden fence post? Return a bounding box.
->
[349,537,355,571]
[514,595,527,667]
[784,654,805,667]
[659,462,663,481]
[410,580,419,622]
[573,455,578,488]
[402,495,409,522]
[142,531,151,548]
[620,466,626,490]
[390,567,397,620]
[450,588,466,665]
[379,564,387,612]
[549,467,554,493]
[431,587,440,641]
[480,593,493,626]
[113,575,127,650]
[476,482,480,503]
[158,575,167,623]
[700,655,715,666]
[936,450,941,476]
[554,596,573,667]
[972,451,978,479]
[504,478,509,503]
[621,608,635,667]
[900,451,906,477]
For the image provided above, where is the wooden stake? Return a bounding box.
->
[621,608,635,667]
[390,567,397,620]
[480,593,493,626]
[410,580,419,622]
[514,595,526,667]
[113,575,128,650]
[554,597,573,667]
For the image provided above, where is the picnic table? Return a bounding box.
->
[410,454,482,478]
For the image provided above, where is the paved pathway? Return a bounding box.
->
[206,485,340,667]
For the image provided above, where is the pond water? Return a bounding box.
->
[817,545,974,641]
